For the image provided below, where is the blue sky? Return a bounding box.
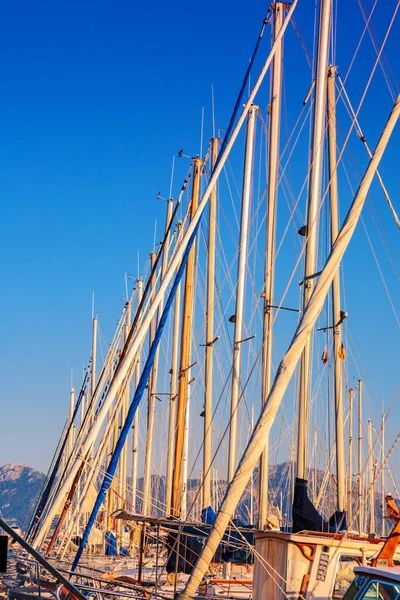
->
[0,0,399,476]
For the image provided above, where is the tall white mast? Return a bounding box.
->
[358,378,364,535]
[67,387,75,460]
[91,317,98,400]
[203,137,219,509]
[348,389,354,526]
[381,410,385,537]
[297,0,332,481]
[142,252,157,516]
[81,393,87,426]
[181,386,191,519]
[327,65,346,511]
[68,387,75,427]
[116,300,131,549]
[227,105,257,483]
[368,419,375,534]
[131,279,143,512]
[250,404,254,523]
[259,2,284,529]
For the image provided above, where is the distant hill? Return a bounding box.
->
[0,464,45,530]
[0,461,386,534]
[133,462,385,533]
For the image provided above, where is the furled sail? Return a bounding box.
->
[292,478,347,534]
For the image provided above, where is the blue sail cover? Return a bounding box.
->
[201,506,216,525]
[105,531,116,556]
[165,533,203,574]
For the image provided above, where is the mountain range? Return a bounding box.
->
[0,464,45,530]
[0,461,386,534]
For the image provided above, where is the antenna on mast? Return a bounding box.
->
[91,291,95,320]
[153,220,158,251]
[169,155,175,200]
[124,273,129,301]
[211,84,216,139]
[200,106,205,159]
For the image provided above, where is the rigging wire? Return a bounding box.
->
[337,73,400,230]
[358,0,399,102]
[215,9,271,166]
[338,146,400,326]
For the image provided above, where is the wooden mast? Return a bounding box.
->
[297,0,331,482]
[227,105,257,484]
[172,158,202,517]
[131,279,143,512]
[165,223,183,515]
[327,65,346,512]
[202,137,219,510]
[259,1,284,529]
[142,199,174,516]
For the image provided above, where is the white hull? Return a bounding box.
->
[253,530,400,600]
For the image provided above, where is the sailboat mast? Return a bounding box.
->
[348,389,354,526]
[203,137,219,509]
[131,278,143,511]
[91,316,98,400]
[117,300,131,549]
[69,387,75,427]
[165,225,182,515]
[297,0,331,481]
[250,404,254,523]
[259,2,284,529]
[181,383,191,519]
[172,158,202,517]
[368,419,375,534]
[142,200,174,516]
[358,378,363,534]
[327,65,346,511]
[68,387,75,460]
[227,105,257,483]
[142,251,157,516]
[106,382,120,533]
[381,411,385,537]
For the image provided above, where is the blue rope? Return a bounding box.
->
[72,223,200,570]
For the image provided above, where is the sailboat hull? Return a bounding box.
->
[253,530,400,599]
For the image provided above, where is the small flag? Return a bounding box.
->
[338,342,346,361]
[321,346,329,364]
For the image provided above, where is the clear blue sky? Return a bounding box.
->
[0,0,399,474]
